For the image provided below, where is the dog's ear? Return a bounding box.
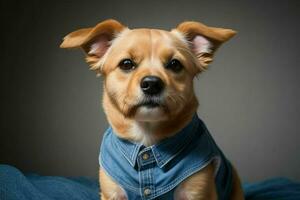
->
[173,21,236,70]
[60,19,126,75]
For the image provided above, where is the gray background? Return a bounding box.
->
[1,0,300,182]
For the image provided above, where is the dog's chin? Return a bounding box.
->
[134,106,167,122]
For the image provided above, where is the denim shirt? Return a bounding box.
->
[99,114,233,200]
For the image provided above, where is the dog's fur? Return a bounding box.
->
[60,19,244,200]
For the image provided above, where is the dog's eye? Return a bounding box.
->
[119,59,136,71]
[166,59,183,72]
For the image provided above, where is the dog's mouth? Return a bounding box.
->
[129,97,170,121]
[125,97,169,118]
[123,96,169,118]
[138,101,160,108]
[135,95,165,109]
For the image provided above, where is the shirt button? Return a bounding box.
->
[144,188,151,196]
[142,153,149,160]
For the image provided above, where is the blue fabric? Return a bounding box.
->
[0,165,99,200]
[1,164,300,200]
[100,114,232,199]
[244,178,300,200]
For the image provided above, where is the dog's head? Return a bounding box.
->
[60,19,235,139]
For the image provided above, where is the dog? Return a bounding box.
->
[60,19,244,200]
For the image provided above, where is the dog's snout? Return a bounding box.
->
[140,76,164,95]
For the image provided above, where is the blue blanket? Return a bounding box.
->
[1,164,300,200]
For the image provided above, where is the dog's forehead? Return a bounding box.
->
[114,28,180,50]
[125,28,172,40]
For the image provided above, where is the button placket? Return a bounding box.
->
[138,148,156,169]
[139,168,155,199]
[138,148,155,199]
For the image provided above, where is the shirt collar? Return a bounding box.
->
[112,114,201,168]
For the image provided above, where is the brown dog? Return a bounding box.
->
[60,19,244,200]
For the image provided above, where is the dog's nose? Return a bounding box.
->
[140,76,164,95]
